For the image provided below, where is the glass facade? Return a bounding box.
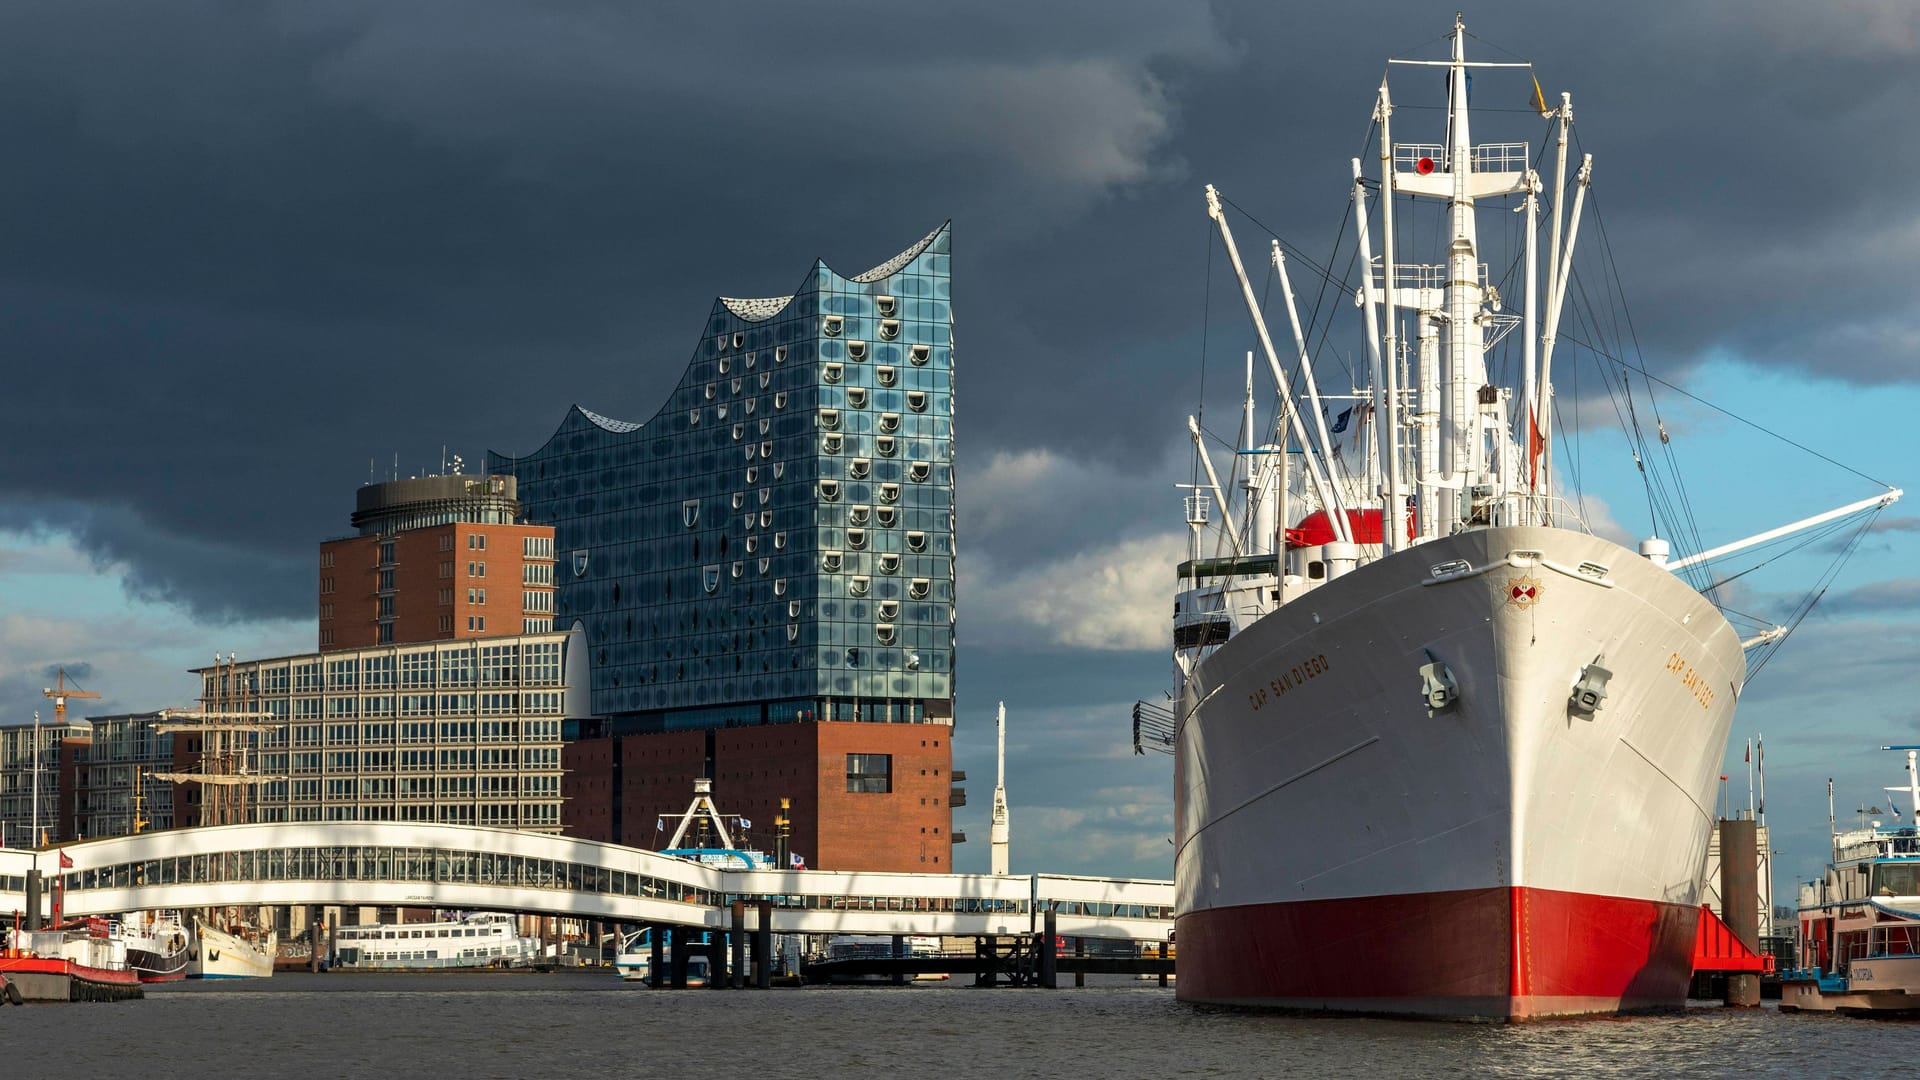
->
[489,224,956,726]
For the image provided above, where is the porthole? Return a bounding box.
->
[717,404,729,420]
[760,510,772,527]
[758,488,771,505]
[789,600,801,618]
[758,557,770,575]
[759,372,771,389]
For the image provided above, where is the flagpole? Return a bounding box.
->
[1746,737,1755,820]
[1756,734,1766,826]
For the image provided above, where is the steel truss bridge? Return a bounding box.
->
[0,822,1173,941]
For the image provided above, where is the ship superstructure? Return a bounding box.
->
[1170,16,1899,1020]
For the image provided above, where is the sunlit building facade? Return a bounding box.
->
[490,224,961,869]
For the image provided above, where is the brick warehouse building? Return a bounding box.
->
[491,224,961,871]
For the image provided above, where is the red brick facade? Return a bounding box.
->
[562,722,955,872]
[319,522,554,651]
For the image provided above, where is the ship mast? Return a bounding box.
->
[990,701,1010,875]
[151,652,284,827]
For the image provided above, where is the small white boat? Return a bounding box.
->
[116,911,192,982]
[189,917,276,980]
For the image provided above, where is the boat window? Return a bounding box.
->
[1309,561,1326,580]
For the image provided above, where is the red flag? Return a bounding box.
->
[58,850,73,869]
[1528,407,1547,488]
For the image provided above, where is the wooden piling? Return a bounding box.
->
[730,900,747,989]
[1039,910,1058,989]
[1074,937,1085,988]
[649,924,664,989]
[754,900,773,989]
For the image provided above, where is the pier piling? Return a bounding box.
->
[730,901,747,989]
[1719,818,1761,1008]
[23,871,40,931]
[1075,937,1085,988]
[754,900,772,989]
[1039,910,1058,989]
[648,924,664,989]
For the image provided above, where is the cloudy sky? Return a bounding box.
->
[4,1,1919,889]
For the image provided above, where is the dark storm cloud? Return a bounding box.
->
[1,0,1915,624]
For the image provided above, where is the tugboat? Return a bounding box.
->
[0,917,145,1002]
[1780,746,1920,1016]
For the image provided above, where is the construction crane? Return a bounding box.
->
[42,667,102,726]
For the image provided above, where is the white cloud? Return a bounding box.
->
[964,530,1184,652]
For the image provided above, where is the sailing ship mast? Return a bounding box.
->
[151,653,284,827]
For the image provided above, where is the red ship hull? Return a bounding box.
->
[1176,886,1701,1020]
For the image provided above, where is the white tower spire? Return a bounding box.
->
[990,701,1010,875]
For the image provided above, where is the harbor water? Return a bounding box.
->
[5,973,1906,1078]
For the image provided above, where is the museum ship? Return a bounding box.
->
[1167,16,1900,1019]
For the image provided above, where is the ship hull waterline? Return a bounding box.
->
[1175,525,1744,1021]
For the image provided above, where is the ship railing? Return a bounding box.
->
[1394,144,1446,172]
[1368,261,1485,294]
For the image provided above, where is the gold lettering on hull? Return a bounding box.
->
[1248,654,1332,711]
[1665,651,1714,710]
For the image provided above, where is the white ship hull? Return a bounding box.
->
[1175,526,1743,1019]
[189,918,276,980]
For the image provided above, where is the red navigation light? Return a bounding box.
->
[1416,157,1436,175]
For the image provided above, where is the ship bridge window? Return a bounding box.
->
[1173,620,1232,649]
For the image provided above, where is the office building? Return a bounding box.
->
[320,474,557,650]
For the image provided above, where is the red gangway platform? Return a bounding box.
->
[1691,904,1772,974]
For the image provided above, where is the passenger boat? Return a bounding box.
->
[332,912,539,971]
[115,910,191,982]
[189,916,276,980]
[1781,747,1920,1016]
[1167,16,1900,1020]
[0,918,145,1001]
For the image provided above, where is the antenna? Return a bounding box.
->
[990,702,1010,875]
